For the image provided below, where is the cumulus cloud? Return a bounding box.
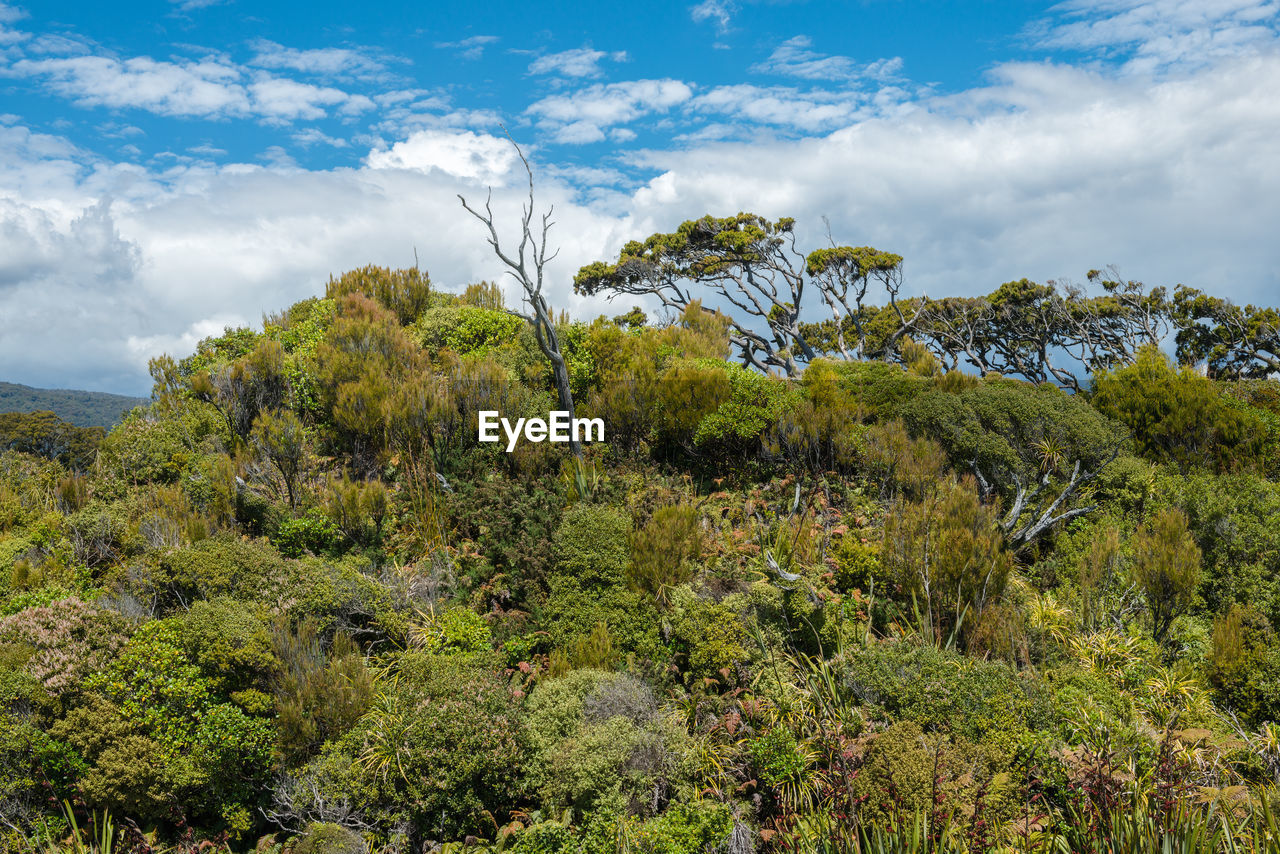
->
[691,84,867,132]
[364,128,520,182]
[528,47,627,78]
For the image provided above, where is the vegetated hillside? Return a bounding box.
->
[3,251,1280,854]
[0,381,147,428]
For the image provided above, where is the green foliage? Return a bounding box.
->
[273,622,373,768]
[0,411,104,470]
[147,533,286,609]
[1207,604,1280,728]
[293,822,366,854]
[57,620,274,832]
[618,801,734,853]
[881,477,1011,647]
[410,605,492,654]
[1092,346,1267,473]
[552,503,630,589]
[823,359,929,420]
[21,263,1280,851]
[1162,471,1280,626]
[325,264,432,326]
[344,653,525,841]
[524,669,693,817]
[840,641,1047,749]
[1132,507,1202,643]
[689,361,800,452]
[415,303,525,356]
[627,504,701,601]
[901,375,1128,483]
[273,508,342,558]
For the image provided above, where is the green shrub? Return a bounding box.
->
[840,641,1047,751]
[273,508,342,558]
[627,505,701,601]
[524,669,693,817]
[294,821,366,854]
[415,304,525,356]
[411,605,492,654]
[901,375,1128,483]
[148,533,287,610]
[1092,346,1266,474]
[619,801,734,854]
[339,653,525,842]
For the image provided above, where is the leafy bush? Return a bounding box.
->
[410,605,492,654]
[0,598,130,700]
[552,503,630,589]
[1092,346,1266,473]
[840,641,1047,750]
[415,304,525,356]
[524,669,693,817]
[338,653,525,842]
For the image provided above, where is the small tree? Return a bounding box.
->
[881,476,1011,648]
[250,408,306,509]
[459,137,581,456]
[1133,507,1202,644]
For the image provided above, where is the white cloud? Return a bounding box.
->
[691,0,734,33]
[12,55,250,116]
[27,33,92,55]
[11,53,373,123]
[364,128,519,183]
[434,35,499,60]
[528,47,627,78]
[691,84,866,131]
[248,40,393,81]
[1032,0,1280,72]
[292,128,348,149]
[248,74,359,121]
[751,35,905,82]
[187,143,226,157]
[528,79,694,143]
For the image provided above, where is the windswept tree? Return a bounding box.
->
[1173,284,1280,379]
[459,138,581,456]
[574,213,910,377]
[908,271,1170,392]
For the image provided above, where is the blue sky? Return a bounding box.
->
[3,0,1280,393]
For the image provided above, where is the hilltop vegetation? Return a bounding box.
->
[4,246,1280,854]
[0,382,147,429]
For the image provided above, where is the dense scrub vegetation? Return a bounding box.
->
[6,258,1280,854]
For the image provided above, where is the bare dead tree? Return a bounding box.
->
[972,446,1120,551]
[458,135,582,457]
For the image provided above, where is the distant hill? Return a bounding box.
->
[0,381,148,428]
